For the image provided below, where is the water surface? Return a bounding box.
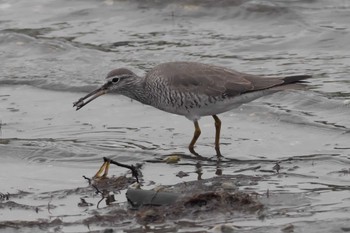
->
[1,0,350,232]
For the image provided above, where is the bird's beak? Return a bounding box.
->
[73,84,109,111]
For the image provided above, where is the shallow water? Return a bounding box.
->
[1,0,350,232]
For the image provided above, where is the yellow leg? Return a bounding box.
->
[189,120,201,156]
[93,160,110,179]
[212,115,222,157]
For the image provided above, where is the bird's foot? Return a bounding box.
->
[189,146,201,157]
[215,147,223,157]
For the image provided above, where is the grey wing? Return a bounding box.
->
[149,62,284,97]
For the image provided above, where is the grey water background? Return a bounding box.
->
[1,0,350,232]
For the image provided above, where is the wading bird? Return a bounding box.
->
[74,62,310,156]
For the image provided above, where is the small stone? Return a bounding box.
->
[129,182,141,189]
[211,224,237,233]
[281,223,294,232]
[221,182,237,191]
[164,155,181,163]
[176,171,189,178]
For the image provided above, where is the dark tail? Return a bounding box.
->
[283,75,311,84]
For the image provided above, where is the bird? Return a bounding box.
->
[73,61,310,157]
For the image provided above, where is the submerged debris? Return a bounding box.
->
[78,158,264,225]
[124,175,263,225]
[0,218,63,230]
[273,162,281,173]
[91,157,141,183]
[85,158,142,191]
[0,157,266,231]
[82,158,140,208]
[126,189,179,207]
[0,192,9,201]
[78,198,93,207]
[131,189,262,225]
[176,170,189,178]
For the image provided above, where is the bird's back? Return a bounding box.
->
[146,62,304,97]
[143,62,310,120]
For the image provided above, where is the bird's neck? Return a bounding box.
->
[121,76,151,105]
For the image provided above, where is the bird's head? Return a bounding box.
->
[73,68,138,110]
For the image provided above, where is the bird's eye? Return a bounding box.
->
[112,77,120,83]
